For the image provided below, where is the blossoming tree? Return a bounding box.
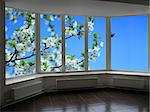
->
[5,7,104,78]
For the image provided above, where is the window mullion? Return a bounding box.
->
[62,15,66,72]
[106,16,111,70]
[84,16,88,71]
[35,14,41,74]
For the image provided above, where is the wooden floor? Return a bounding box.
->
[2,88,149,112]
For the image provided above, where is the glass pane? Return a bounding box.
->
[111,16,148,72]
[88,17,106,70]
[5,7,36,78]
[40,14,62,72]
[65,16,85,71]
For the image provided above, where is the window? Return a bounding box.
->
[5,7,36,78]
[88,17,106,70]
[5,7,148,80]
[65,16,85,71]
[111,16,148,72]
[40,14,62,72]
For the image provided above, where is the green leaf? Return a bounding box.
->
[68,16,73,19]
[33,32,36,37]
[26,12,31,16]
[47,16,51,22]
[43,62,48,69]
[93,33,99,38]
[81,51,85,56]
[88,16,92,21]
[15,28,19,31]
[21,60,28,66]
[54,35,57,39]
[44,36,49,40]
[51,24,55,28]
[92,44,95,49]
[12,17,17,22]
[70,55,75,60]
[28,61,35,66]
[80,60,84,67]
[69,27,74,31]
[78,24,83,29]
[71,20,75,23]
[9,41,17,47]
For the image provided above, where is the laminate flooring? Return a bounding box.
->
[2,88,149,112]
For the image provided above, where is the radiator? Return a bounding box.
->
[112,76,145,89]
[12,81,42,100]
[56,77,98,89]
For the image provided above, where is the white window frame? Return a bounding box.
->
[2,6,150,84]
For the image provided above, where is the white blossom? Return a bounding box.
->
[16,43,24,51]
[6,9,104,77]
[47,27,52,32]
[73,21,78,27]
[100,42,104,47]
[88,21,94,32]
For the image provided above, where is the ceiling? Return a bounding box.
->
[5,0,149,16]
[100,0,149,5]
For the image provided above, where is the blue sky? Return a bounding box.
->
[111,16,148,72]
[6,13,148,77]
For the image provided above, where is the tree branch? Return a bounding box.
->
[51,65,62,69]
[6,53,35,63]
[65,35,74,40]
[77,59,84,64]
[15,53,35,61]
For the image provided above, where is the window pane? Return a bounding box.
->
[5,7,36,78]
[40,14,62,72]
[88,17,106,70]
[111,16,148,72]
[65,16,85,71]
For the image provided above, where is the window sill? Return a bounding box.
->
[6,71,150,85]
